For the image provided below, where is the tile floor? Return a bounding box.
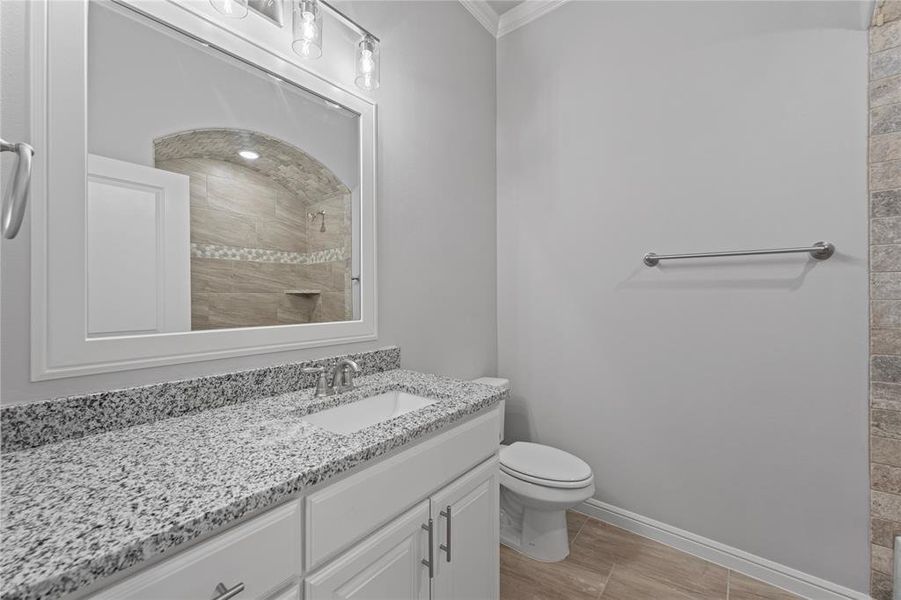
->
[500,511,802,600]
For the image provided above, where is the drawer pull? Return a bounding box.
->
[421,519,434,579]
[439,505,452,563]
[213,581,245,600]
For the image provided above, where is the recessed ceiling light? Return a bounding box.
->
[239,150,259,160]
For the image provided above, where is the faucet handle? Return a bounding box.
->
[302,366,332,398]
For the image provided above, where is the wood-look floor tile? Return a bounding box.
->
[500,570,573,600]
[500,544,609,600]
[567,510,589,541]
[600,565,695,600]
[573,520,727,600]
[727,572,800,600]
[567,518,638,575]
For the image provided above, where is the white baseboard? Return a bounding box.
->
[575,499,870,600]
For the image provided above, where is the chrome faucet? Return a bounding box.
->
[330,358,361,393]
[302,359,362,398]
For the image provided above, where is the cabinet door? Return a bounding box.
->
[266,582,302,600]
[431,457,499,600]
[305,500,430,600]
[86,154,191,336]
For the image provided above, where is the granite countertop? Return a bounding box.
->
[0,369,506,600]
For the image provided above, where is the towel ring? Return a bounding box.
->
[1,138,35,240]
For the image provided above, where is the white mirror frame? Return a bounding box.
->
[29,0,377,380]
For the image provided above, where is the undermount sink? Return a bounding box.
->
[300,390,436,435]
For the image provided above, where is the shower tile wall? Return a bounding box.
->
[305,192,353,321]
[156,157,351,329]
[870,2,901,597]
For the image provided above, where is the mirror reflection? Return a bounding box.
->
[86,2,359,337]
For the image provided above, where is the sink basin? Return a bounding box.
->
[301,390,436,435]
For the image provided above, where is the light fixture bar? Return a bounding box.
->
[319,0,379,43]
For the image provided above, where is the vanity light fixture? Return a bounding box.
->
[210,0,381,90]
[238,150,260,160]
[355,35,380,91]
[209,0,249,19]
[292,0,323,59]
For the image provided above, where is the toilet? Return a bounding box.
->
[473,377,596,562]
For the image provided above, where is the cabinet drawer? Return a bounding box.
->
[305,408,499,570]
[90,501,301,600]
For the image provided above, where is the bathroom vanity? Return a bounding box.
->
[1,3,505,599]
[0,365,505,600]
[91,411,499,600]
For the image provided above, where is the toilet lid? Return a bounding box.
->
[500,442,592,485]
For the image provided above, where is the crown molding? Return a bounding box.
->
[459,0,500,36]
[460,0,569,38]
[496,0,569,37]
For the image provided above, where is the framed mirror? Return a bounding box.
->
[29,0,377,379]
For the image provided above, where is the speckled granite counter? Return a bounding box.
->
[0,369,506,600]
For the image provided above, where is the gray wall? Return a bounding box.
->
[496,1,869,592]
[0,0,498,404]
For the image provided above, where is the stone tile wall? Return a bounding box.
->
[306,192,353,319]
[156,156,352,328]
[870,2,901,597]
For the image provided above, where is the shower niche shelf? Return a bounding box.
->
[284,290,322,296]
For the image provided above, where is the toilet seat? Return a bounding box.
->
[500,442,594,489]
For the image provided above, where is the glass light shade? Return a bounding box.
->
[354,36,380,91]
[292,0,323,59]
[209,0,248,18]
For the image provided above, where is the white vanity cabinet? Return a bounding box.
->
[88,502,303,600]
[304,500,432,600]
[85,408,501,600]
[305,458,499,600]
[430,460,499,600]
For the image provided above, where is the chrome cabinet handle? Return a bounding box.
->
[440,505,451,562]
[213,582,245,600]
[0,138,34,240]
[421,518,434,578]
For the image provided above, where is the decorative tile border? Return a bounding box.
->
[191,243,347,265]
[0,347,400,453]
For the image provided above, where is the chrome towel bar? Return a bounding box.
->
[643,241,834,267]
[1,138,35,240]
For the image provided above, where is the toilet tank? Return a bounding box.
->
[472,377,509,443]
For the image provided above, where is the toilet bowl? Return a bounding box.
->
[472,377,595,562]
